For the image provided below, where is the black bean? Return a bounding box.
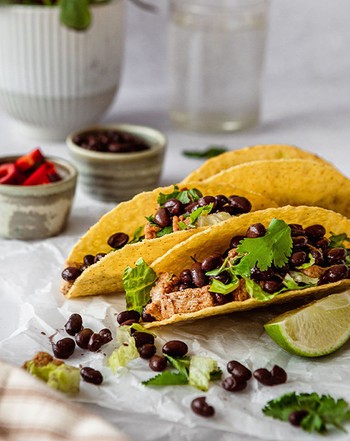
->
[215,194,229,209]
[288,223,305,237]
[75,328,94,349]
[52,337,75,359]
[222,376,247,392]
[320,264,349,284]
[246,223,266,238]
[179,283,191,291]
[288,410,309,427]
[198,195,217,211]
[184,202,199,213]
[228,195,252,215]
[180,269,192,285]
[80,367,103,385]
[292,235,308,250]
[201,254,223,272]
[211,292,233,305]
[117,310,140,325]
[191,262,207,287]
[212,271,231,285]
[253,368,274,386]
[191,397,215,417]
[88,333,105,352]
[289,251,307,267]
[154,208,172,228]
[162,340,188,357]
[230,235,245,249]
[64,313,83,336]
[163,198,184,216]
[262,280,283,294]
[61,266,82,282]
[305,224,326,239]
[308,246,324,265]
[94,253,107,263]
[107,232,129,249]
[227,360,252,381]
[83,254,95,267]
[133,331,154,348]
[122,319,139,327]
[149,355,167,371]
[271,365,287,385]
[326,247,347,265]
[250,267,275,281]
[315,237,330,251]
[142,311,156,322]
[99,328,112,344]
[138,343,157,359]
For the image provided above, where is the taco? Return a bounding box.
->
[204,159,350,218]
[62,182,278,298]
[121,206,350,328]
[181,144,328,184]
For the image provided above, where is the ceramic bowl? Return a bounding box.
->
[67,124,166,202]
[0,156,77,240]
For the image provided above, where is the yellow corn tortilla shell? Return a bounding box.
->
[181,144,328,184]
[205,159,350,218]
[63,183,277,298]
[144,206,350,328]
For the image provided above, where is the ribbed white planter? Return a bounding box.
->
[0,1,124,140]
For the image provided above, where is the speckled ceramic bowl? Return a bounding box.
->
[0,156,77,240]
[67,124,166,202]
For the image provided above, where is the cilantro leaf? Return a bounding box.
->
[329,232,350,248]
[156,226,173,237]
[235,219,292,277]
[142,371,188,386]
[188,203,213,225]
[157,185,202,205]
[183,146,228,159]
[263,392,350,434]
[165,355,190,378]
[123,258,157,313]
[129,225,145,244]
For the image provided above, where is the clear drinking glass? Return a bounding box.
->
[168,0,269,133]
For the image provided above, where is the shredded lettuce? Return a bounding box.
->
[189,356,221,392]
[108,326,139,373]
[123,258,157,313]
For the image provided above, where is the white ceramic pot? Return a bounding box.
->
[0,1,125,140]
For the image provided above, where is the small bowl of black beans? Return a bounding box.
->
[66,123,166,202]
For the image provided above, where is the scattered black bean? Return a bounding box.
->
[149,354,167,372]
[222,376,247,392]
[288,409,309,427]
[75,328,94,349]
[133,331,155,348]
[107,232,129,249]
[246,223,266,238]
[88,333,105,352]
[162,340,188,357]
[271,365,287,385]
[191,262,207,287]
[80,367,103,385]
[141,311,156,322]
[227,360,252,382]
[117,310,140,325]
[191,397,215,417]
[52,337,75,359]
[61,266,82,282]
[253,365,287,386]
[253,368,274,386]
[138,343,157,359]
[99,328,112,344]
[64,313,83,336]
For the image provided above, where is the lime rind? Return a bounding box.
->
[264,292,350,357]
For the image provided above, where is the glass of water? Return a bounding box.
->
[168,0,269,133]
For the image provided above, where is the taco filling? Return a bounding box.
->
[61,186,253,284]
[125,219,350,323]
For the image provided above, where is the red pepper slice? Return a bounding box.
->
[15,148,45,173]
[0,163,21,185]
[23,163,51,186]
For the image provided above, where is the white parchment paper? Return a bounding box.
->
[0,203,349,441]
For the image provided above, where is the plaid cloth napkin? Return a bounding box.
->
[0,360,130,441]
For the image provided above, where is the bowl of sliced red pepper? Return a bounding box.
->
[0,148,77,240]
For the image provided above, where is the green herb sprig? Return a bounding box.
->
[183,146,228,159]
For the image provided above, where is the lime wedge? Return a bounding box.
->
[264,291,350,357]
